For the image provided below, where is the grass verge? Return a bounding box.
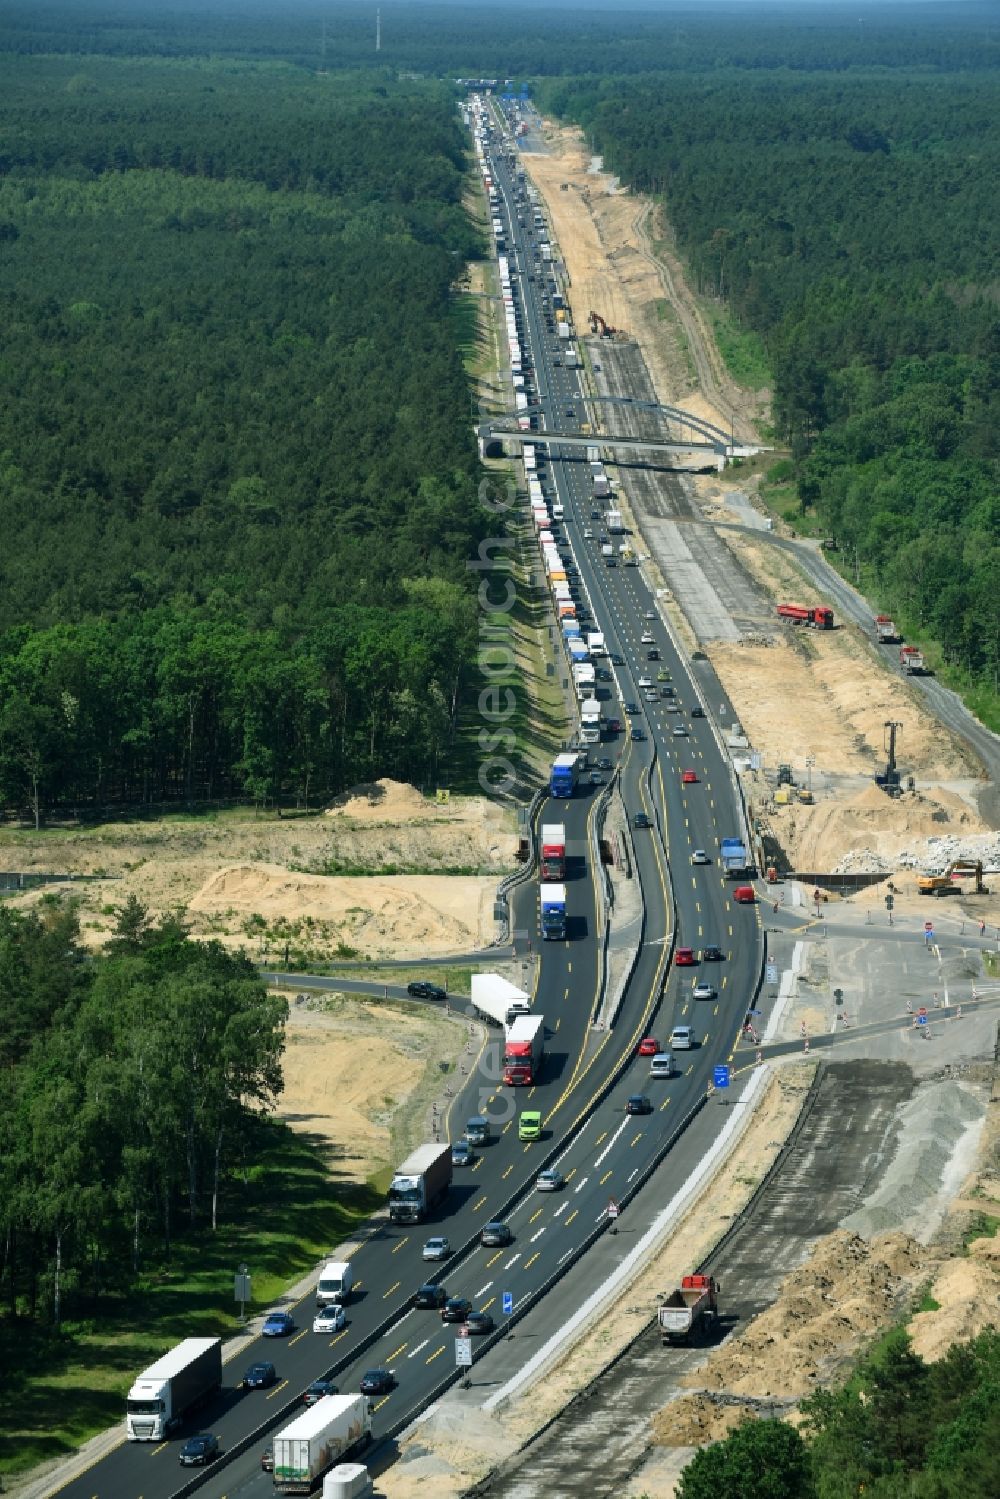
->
[291,963,476,994]
[0,1124,377,1481]
[707,306,771,388]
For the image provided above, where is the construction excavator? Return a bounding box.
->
[917,860,990,897]
[588,309,627,340]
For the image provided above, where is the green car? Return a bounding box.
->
[656,667,671,681]
[518,1111,542,1141]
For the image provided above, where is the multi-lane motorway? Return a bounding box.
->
[51,110,763,1499]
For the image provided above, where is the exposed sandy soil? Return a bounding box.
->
[772,783,984,874]
[1,780,516,960]
[275,993,466,1184]
[522,126,764,442]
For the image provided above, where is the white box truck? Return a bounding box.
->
[315,1260,353,1307]
[273,1395,373,1494]
[586,632,606,656]
[126,1337,222,1440]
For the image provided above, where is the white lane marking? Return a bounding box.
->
[553,1202,569,1217]
[530,1228,546,1243]
[558,1248,574,1266]
[627,1168,640,1183]
[407,1339,430,1359]
[473,1281,494,1298]
[504,1253,522,1270]
[574,1175,589,1195]
[593,1118,628,1169]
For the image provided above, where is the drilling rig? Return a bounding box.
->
[874,721,903,797]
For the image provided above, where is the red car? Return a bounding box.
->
[681,770,698,784]
[675,947,696,966]
[733,885,756,904]
[607,717,622,734]
[638,1036,660,1057]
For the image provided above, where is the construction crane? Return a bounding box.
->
[874,721,902,797]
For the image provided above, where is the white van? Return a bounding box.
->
[670,1026,694,1051]
[650,1052,673,1079]
[316,1259,353,1306]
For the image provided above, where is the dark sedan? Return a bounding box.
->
[414,1282,448,1309]
[467,1310,496,1335]
[481,1221,513,1247]
[303,1379,338,1406]
[442,1296,473,1323]
[360,1368,395,1396]
[241,1362,276,1390]
[179,1434,219,1468]
[407,980,447,1001]
[626,1094,654,1115]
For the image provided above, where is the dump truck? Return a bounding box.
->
[126,1337,222,1440]
[387,1143,452,1224]
[658,1274,719,1344]
[900,644,925,674]
[272,1394,372,1494]
[874,614,898,643]
[777,603,834,629]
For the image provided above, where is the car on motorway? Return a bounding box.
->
[624,701,640,715]
[519,1110,542,1141]
[660,682,675,695]
[691,849,711,865]
[637,675,652,688]
[657,667,671,681]
[423,1235,451,1261]
[665,700,682,712]
[262,1310,295,1337]
[702,943,724,961]
[675,947,696,966]
[606,556,617,567]
[672,725,689,737]
[647,648,661,661]
[467,1310,496,1335]
[633,811,651,830]
[638,1036,660,1056]
[681,770,698,784]
[644,689,658,702]
[452,1139,475,1167]
[670,1025,695,1050]
[442,1297,473,1323]
[650,1052,674,1079]
[360,1368,395,1395]
[610,652,624,665]
[242,1362,277,1390]
[481,1220,513,1247]
[597,668,612,682]
[407,980,447,1002]
[608,717,622,734]
[415,1282,448,1309]
[584,527,593,538]
[590,769,603,785]
[304,1378,339,1406]
[599,533,609,545]
[734,885,757,904]
[599,756,613,770]
[261,1446,275,1473]
[644,609,656,619]
[693,981,717,1001]
[640,632,654,645]
[565,406,575,418]
[536,1168,564,1192]
[691,704,706,717]
[312,1303,346,1334]
[631,727,646,741]
[626,1094,654,1115]
[179,1434,220,1468]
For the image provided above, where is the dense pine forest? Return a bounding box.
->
[0,53,485,817]
[537,66,1000,712]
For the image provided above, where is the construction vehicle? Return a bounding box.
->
[777,763,793,786]
[658,1274,719,1345]
[899,645,925,674]
[776,603,834,629]
[874,721,902,797]
[874,614,898,643]
[587,310,627,340]
[797,787,814,804]
[917,860,988,897]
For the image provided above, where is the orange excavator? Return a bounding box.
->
[589,309,626,339]
[917,860,989,897]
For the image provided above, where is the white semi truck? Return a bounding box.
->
[126,1337,222,1440]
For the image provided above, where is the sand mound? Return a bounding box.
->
[325,778,434,823]
[652,1394,755,1449]
[789,784,982,873]
[909,1257,1000,1363]
[189,864,497,956]
[683,1231,928,1402]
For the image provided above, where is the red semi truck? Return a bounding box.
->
[540,823,566,880]
[503,1015,545,1086]
[777,603,834,629]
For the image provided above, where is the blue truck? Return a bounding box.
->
[720,837,749,878]
[550,752,579,798]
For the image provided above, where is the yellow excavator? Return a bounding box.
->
[917,860,989,897]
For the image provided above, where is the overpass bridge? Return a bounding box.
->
[478,397,765,470]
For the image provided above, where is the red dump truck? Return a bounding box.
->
[874,614,898,642]
[900,644,925,674]
[540,823,567,880]
[777,603,834,629]
[658,1274,719,1344]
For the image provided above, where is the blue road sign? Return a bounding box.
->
[917,1014,928,1026]
[713,1064,731,1089]
[502,1291,514,1315]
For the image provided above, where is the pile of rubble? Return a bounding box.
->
[835,831,1000,877]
